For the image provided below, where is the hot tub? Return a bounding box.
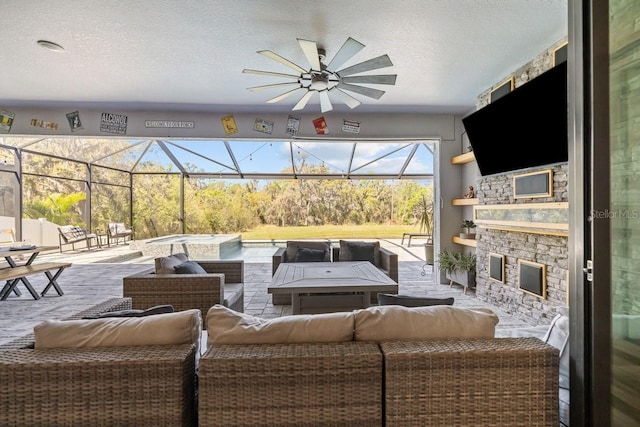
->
[130,234,242,259]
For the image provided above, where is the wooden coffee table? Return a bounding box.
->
[268,261,398,314]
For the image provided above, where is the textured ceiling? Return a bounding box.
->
[1,0,567,115]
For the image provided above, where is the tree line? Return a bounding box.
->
[12,138,433,239]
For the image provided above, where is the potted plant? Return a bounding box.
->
[438,249,476,292]
[460,220,476,239]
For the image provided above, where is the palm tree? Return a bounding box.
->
[23,192,86,225]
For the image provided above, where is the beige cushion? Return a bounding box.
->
[206,304,354,345]
[34,309,202,354]
[353,305,499,341]
[154,253,189,274]
[285,240,331,262]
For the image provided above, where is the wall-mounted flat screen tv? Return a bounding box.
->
[462,61,568,176]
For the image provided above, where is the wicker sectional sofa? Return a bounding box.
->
[0,298,198,427]
[0,301,561,427]
[199,304,561,427]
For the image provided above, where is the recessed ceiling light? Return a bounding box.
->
[37,40,64,52]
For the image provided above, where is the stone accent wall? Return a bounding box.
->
[472,37,569,325]
[475,164,569,325]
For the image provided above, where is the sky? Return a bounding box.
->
[125,139,435,177]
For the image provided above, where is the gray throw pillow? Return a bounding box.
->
[377,293,455,307]
[84,305,175,319]
[339,240,380,264]
[294,247,326,262]
[285,241,331,262]
[174,260,207,274]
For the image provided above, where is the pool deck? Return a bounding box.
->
[0,238,532,345]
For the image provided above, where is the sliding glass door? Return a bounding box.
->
[609,0,640,424]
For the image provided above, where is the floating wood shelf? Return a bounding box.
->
[451,152,475,165]
[452,236,477,247]
[451,198,479,206]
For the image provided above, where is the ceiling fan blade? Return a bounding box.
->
[243,69,301,79]
[248,82,301,92]
[297,38,321,71]
[337,83,386,100]
[342,74,397,85]
[319,90,333,113]
[337,54,394,77]
[329,88,362,109]
[292,91,315,110]
[267,87,306,103]
[326,37,365,72]
[257,50,307,74]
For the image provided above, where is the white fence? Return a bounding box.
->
[0,216,64,247]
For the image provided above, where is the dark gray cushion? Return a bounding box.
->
[377,293,455,307]
[174,260,207,274]
[84,305,175,319]
[294,247,326,262]
[339,240,380,264]
[285,241,331,262]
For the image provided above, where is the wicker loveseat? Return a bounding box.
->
[271,240,399,305]
[123,254,245,324]
[0,298,198,427]
[199,304,560,427]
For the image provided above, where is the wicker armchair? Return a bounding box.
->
[123,260,245,325]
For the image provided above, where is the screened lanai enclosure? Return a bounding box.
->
[0,137,435,243]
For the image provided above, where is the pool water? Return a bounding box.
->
[221,241,285,262]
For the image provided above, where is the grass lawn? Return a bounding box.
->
[240,224,423,240]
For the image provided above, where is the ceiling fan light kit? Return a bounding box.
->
[243,37,397,113]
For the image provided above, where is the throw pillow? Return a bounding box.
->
[155,253,189,274]
[206,304,355,346]
[339,240,380,264]
[34,309,202,354]
[377,293,455,307]
[174,260,207,274]
[84,304,175,319]
[285,240,331,262]
[353,305,498,341]
[294,247,326,262]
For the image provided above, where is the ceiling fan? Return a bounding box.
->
[243,37,397,113]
